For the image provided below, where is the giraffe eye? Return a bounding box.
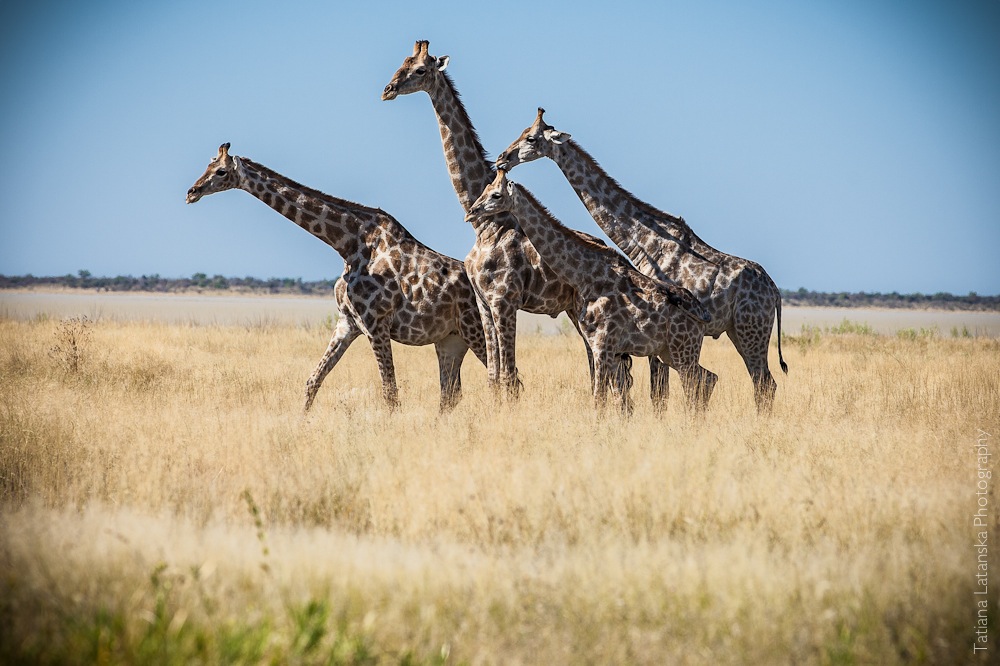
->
[525,135,536,144]
[491,191,502,199]
[216,168,228,177]
[415,67,426,76]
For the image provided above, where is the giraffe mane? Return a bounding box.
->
[440,71,494,169]
[565,138,693,235]
[238,157,415,240]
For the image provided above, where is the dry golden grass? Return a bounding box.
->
[1,313,998,664]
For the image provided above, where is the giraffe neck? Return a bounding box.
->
[550,140,706,278]
[236,157,398,261]
[426,74,495,212]
[464,209,513,246]
[508,185,616,291]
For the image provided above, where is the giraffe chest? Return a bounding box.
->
[465,234,577,316]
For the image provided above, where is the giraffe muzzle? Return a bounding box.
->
[497,151,516,171]
[381,83,398,101]
[186,186,202,204]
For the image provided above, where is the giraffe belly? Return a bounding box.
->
[388,277,462,345]
[388,309,457,346]
[698,294,734,338]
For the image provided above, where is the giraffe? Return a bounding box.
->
[497,109,788,412]
[468,169,717,414]
[382,40,599,400]
[186,142,488,412]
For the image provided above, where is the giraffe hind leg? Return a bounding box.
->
[752,369,777,413]
[435,334,469,412]
[729,320,777,413]
[667,332,716,412]
[648,356,669,413]
[677,363,718,412]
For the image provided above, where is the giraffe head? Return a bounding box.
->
[381,40,450,101]
[496,108,571,171]
[186,143,242,203]
[466,169,516,221]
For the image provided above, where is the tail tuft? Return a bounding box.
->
[776,297,788,374]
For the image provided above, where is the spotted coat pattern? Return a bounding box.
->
[186,143,487,412]
[498,109,788,411]
[383,41,597,398]
[469,170,717,414]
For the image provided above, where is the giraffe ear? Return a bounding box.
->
[543,129,570,144]
[506,180,516,197]
[435,55,450,72]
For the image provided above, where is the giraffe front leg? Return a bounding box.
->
[610,355,635,417]
[366,327,399,409]
[592,349,613,411]
[435,334,469,412]
[648,356,669,414]
[492,302,522,400]
[566,315,596,391]
[304,314,361,412]
[474,296,501,393]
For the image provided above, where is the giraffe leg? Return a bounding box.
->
[750,365,777,413]
[492,301,522,400]
[729,317,777,413]
[610,354,635,416]
[567,316,596,391]
[434,334,469,412]
[648,356,669,414]
[366,326,399,409]
[677,363,718,412]
[667,331,716,412]
[303,314,362,412]
[459,296,490,370]
[592,349,614,410]
[474,296,501,391]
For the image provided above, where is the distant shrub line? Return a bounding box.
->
[780,286,998,311]
[0,271,337,296]
[1,272,997,310]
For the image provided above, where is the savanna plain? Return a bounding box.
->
[1,304,998,664]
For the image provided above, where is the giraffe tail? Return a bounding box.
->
[776,296,788,374]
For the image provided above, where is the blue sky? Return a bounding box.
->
[1,0,997,294]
